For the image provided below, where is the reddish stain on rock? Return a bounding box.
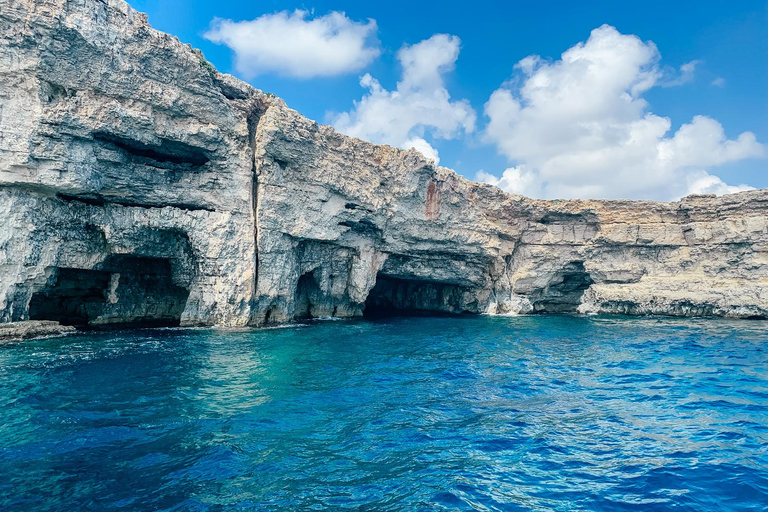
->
[425,180,441,220]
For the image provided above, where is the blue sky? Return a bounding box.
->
[128,0,767,200]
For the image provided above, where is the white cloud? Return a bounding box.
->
[660,60,699,87]
[332,34,476,164]
[483,24,764,200]
[685,171,754,196]
[476,167,540,196]
[403,137,440,164]
[712,77,726,87]
[204,10,380,78]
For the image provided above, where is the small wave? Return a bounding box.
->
[309,316,347,322]
[2,315,766,511]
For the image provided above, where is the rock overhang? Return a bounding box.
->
[0,0,767,329]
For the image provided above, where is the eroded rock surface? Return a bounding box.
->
[1,0,767,327]
[0,320,75,342]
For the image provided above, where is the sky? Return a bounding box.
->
[128,0,767,200]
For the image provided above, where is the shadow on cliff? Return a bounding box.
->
[363,275,472,318]
[28,255,189,329]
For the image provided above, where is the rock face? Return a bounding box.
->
[0,320,75,342]
[1,0,766,328]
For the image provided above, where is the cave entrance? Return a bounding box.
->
[294,271,322,320]
[531,261,593,313]
[29,268,112,327]
[28,255,190,328]
[363,274,467,318]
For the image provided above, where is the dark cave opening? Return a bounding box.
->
[29,268,112,327]
[363,274,469,318]
[294,271,323,320]
[28,255,190,328]
[531,261,594,313]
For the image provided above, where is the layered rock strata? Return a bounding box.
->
[0,320,75,342]
[1,0,766,328]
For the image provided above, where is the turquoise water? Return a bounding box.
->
[1,316,767,511]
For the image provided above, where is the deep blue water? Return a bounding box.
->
[1,315,767,511]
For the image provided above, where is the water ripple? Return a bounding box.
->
[0,316,767,511]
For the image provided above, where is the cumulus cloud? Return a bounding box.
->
[332,34,476,164]
[204,10,380,78]
[685,171,754,196]
[476,167,540,196]
[482,25,763,200]
[404,137,440,163]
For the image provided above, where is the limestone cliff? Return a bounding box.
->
[1,0,766,328]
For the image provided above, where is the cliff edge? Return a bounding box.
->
[1,0,766,328]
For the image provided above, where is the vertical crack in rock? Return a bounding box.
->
[252,174,260,293]
[243,93,268,319]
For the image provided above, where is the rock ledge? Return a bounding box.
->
[0,0,766,327]
[0,321,76,342]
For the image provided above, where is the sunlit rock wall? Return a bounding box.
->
[1,0,766,328]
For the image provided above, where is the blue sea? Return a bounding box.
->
[1,315,767,511]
